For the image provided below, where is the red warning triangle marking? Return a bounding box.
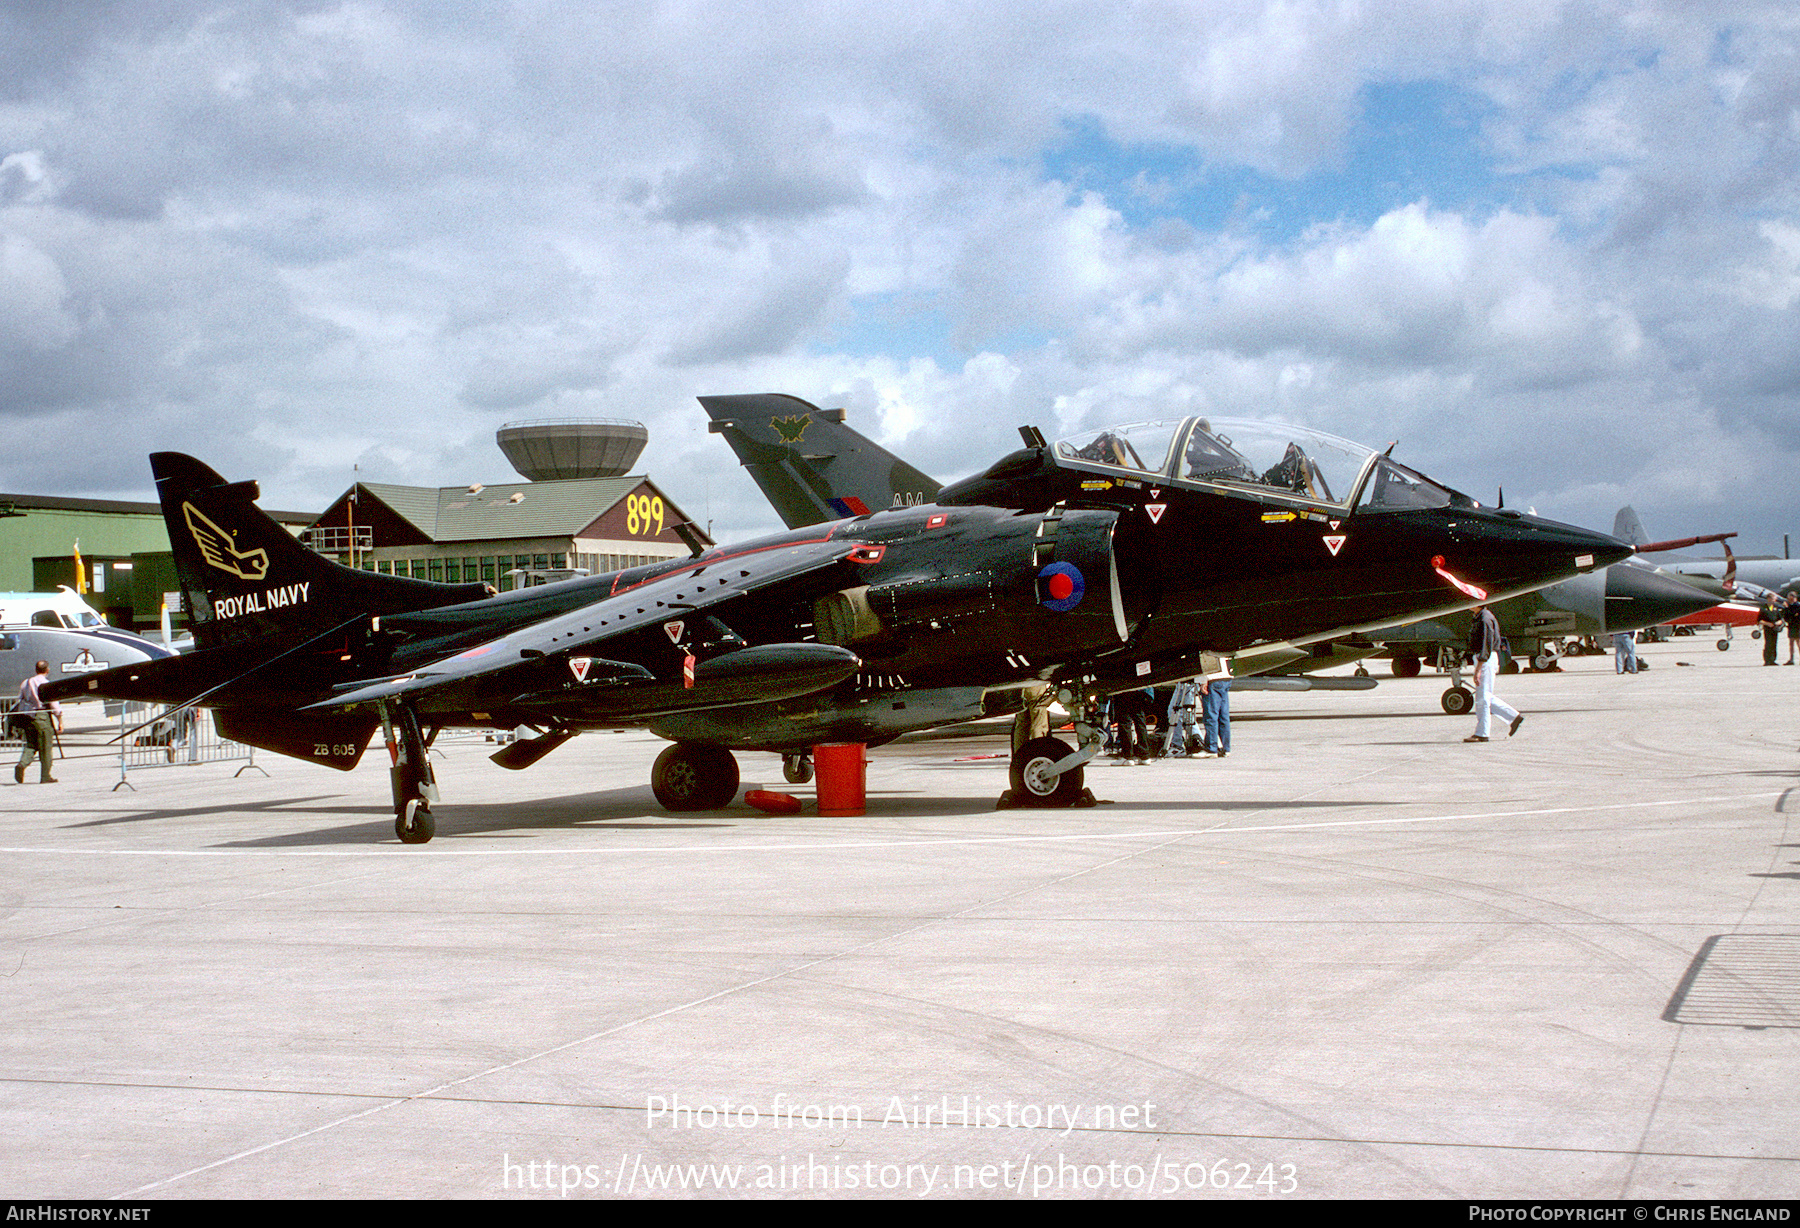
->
[570,657,591,682]
[1323,535,1346,556]
[663,620,684,643]
[1145,504,1166,524]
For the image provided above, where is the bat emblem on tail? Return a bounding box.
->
[770,415,810,443]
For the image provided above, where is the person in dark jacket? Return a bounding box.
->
[1113,687,1153,763]
[1759,597,1782,666]
[1466,605,1522,743]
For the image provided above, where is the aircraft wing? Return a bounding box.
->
[304,537,862,718]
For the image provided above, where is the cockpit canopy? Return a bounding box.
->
[1053,417,1463,513]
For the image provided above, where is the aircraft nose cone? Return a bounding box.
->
[1604,563,1730,633]
[1661,570,1733,602]
[1454,514,1633,598]
[1537,520,1635,572]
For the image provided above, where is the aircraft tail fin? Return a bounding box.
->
[152,453,492,651]
[700,394,941,529]
[1612,506,1649,548]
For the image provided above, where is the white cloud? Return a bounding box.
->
[0,1,1791,551]
[0,231,78,351]
[1736,220,1800,310]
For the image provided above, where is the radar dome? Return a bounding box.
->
[496,419,649,481]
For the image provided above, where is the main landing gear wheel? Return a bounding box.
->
[1441,686,1474,716]
[1009,736,1085,808]
[1392,656,1422,678]
[783,752,814,785]
[396,799,435,844]
[652,743,740,812]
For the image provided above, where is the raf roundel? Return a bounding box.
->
[1038,561,1086,612]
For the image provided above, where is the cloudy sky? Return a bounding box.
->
[1,1,1796,552]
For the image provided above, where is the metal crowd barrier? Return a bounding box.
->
[114,702,263,791]
[430,724,518,747]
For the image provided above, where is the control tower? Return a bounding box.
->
[495,418,649,481]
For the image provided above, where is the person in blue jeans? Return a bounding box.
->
[1200,659,1231,757]
[1613,630,1638,674]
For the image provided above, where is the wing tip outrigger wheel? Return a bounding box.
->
[396,797,434,844]
[383,700,440,844]
[782,751,814,784]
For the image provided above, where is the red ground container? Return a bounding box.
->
[813,742,867,816]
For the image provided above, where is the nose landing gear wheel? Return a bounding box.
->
[1009,736,1085,808]
[1441,686,1474,716]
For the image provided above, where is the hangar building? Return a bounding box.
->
[0,492,313,631]
[301,417,708,590]
[0,418,704,624]
[302,473,707,590]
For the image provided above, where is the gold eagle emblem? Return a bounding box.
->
[184,502,270,582]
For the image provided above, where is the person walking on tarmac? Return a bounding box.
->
[1465,606,1522,743]
[14,660,61,784]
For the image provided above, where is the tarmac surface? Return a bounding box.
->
[1,634,1796,1200]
